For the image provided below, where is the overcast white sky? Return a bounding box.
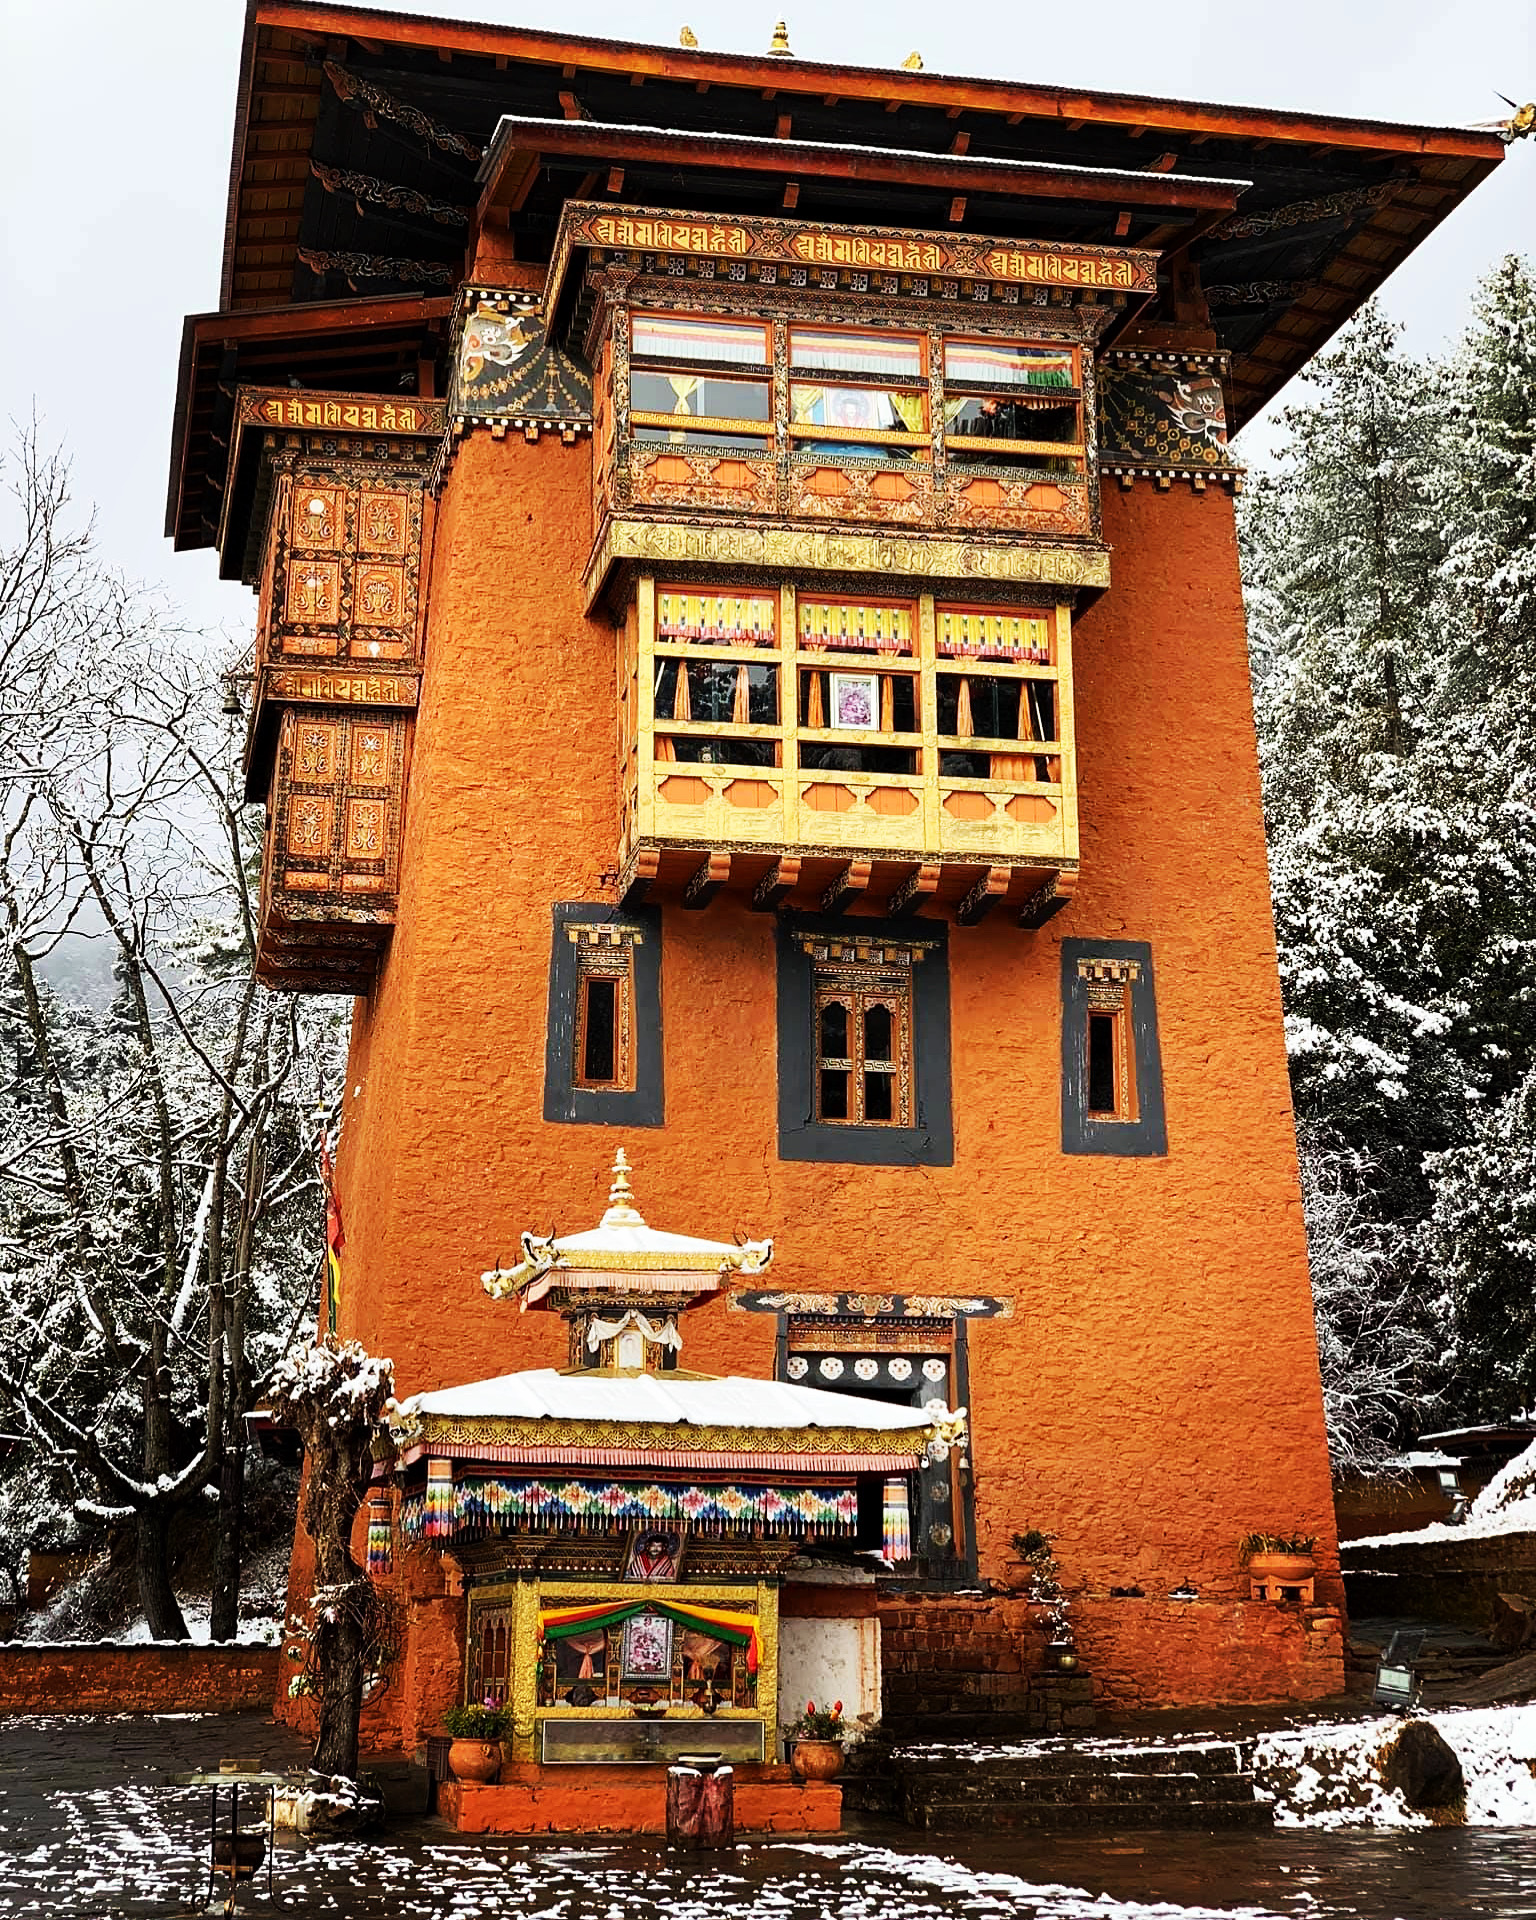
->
[1,0,1531,640]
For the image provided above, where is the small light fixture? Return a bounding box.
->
[1373,1629,1424,1713]
[1436,1466,1469,1525]
[767,20,793,56]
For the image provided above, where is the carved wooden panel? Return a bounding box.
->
[942,472,1093,536]
[789,459,934,525]
[262,467,425,668]
[270,707,407,903]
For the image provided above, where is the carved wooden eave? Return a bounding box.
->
[584,518,1111,618]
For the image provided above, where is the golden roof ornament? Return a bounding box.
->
[767,20,793,57]
[901,51,924,70]
[679,25,698,47]
[601,1146,645,1228]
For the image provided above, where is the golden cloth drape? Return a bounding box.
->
[732,664,751,726]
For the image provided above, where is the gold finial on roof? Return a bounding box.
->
[901,51,923,70]
[767,20,793,56]
[601,1146,646,1227]
[679,24,698,47]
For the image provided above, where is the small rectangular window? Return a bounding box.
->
[1061,942,1165,1157]
[1086,1011,1118,1114]
[573,945,633,1091]
[545,906,662,1127]
[629,314,772,449]
[778,917,953,1167]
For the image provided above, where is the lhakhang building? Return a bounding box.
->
[168,2,1505,1792]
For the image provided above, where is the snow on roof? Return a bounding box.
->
[402,1367,935,1433]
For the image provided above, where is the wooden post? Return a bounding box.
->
[666,1763,735,1848]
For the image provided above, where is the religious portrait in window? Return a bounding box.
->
[625,1529,682,1582]
[777,917,953,1166]
[829,671,879,732]
[620,1610,675,1682]
[1060,938,1166,1157]
[544,904,663,1127]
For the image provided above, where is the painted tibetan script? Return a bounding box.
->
[559,202,1158,300]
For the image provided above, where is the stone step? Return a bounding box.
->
[906,1769,1260,1808]
[889,1745,1248,1781]
[910,1797,1274,1833]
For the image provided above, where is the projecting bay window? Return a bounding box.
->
[814,956,915,1127]
[788,326,928,459]
[620,579,1077,880]
[629,314,772,450]
[942,339,1085,475]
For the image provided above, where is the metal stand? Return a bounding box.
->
[204,1781,275,1915]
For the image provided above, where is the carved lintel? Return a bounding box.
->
[751,856,801,911]
[620,849,661,910]
[956,865,1012,926]
[682,851,732,909]
[886,862,941,919]
[821,859,872,917]
[1018,868,1078,929]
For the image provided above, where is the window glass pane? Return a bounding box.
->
[1087,1011,1118,1114]
[864,1002,894,1063]
[819,1069,850,1120]
[864,1071,894,1122]
[791,384,926,437]
[632,371,771,421]
[582,978,618,1084]
[945,395,1079,442]
[632,314,767,364]
[944,340,1075,388]
[790,327,923,379]
[819,1000,849,1060]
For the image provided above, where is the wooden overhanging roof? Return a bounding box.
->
[171,0,1503,551]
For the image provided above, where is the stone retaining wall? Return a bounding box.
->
[0,1644,280,1714]
[878,1592,1345,1722]
[1342,1529,1536,1631]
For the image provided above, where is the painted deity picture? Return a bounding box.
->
[620,1610,674,1681]
[830,672,878,731]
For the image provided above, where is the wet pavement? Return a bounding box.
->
[3,1713,1536,1919]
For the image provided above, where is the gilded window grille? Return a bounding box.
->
[569,925,639,1091]
[810,944,918,1127]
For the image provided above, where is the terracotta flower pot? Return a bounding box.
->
[448,1738,501,1784]
[791,1738,844,1782]
[1247,1551,1315,1585]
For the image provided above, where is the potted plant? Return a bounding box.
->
[784,1699,846,1781]
[1239,1532,1317,1585]
[442,1701,509,1783]
[1012,1529,1079,1668]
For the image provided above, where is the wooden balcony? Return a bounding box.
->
[615,581,1079,928]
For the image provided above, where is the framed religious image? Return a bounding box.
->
[625,1529,683,1582]
[829,671,879,732]
[620,1610,675,1681]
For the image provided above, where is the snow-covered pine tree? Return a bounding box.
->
[1243,260,1536,1457]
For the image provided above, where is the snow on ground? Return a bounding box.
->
[1254,1704,1536,1828]
[0,1792,1297,1920]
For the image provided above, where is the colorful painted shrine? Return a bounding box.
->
[384,1155,952,1764]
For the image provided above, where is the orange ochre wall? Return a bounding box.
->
[309,429,1341,1734]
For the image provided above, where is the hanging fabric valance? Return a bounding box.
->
[538,1598,760,1672]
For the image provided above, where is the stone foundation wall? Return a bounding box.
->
[878,1592,1345,1722]
[0,1644,280,1714]
[1342,1530,1536,1632]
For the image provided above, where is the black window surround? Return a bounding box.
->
[1060,936,1167,1157]
[544,902,664,1127]
[776,914,953,1166]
